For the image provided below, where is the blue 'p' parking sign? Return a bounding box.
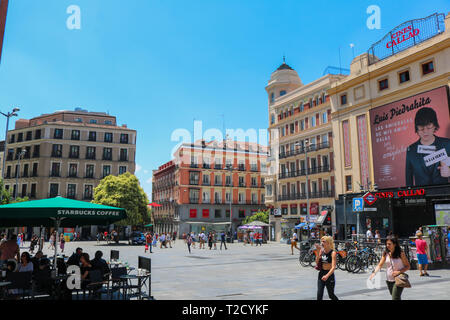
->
[353,198,364,212]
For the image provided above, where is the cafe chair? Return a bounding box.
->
[86,270,110,300]
[110,267,127,299]
[32,269,54,300]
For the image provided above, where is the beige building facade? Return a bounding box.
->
[265,61,345,242]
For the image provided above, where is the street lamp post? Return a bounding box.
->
[15,149,26,200]
[1,107,20,181]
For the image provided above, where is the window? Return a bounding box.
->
[323,180,330,192]
[251,177,257,186]
[51,163,61,177]
[299,103,304,112]
[120,149,128,161]
[225,210,230,218]
[89,119,98,124]
[103,148,112,160]
[104,120,112,125]
[102,165,111,178]
[49,184,59,197]
[67,184,76,199]
[33,145,40,158]
[345,175,352,191]
[421,61,434,75]
[120,134,129,144]
[71,130,80,140]
[291,206,297,215]
[52,144,63,157]
[86,165,94,178]
[189,172,199,185]
[214,174,222,186]
[322,112,328,124]
[238,193,245,203]
[225,175,231,186]
[84,185,93,199]
[9,134,15,143]
[75,118,83,123]
[119,166,127,175]
[322,133,329,146]
[214,209,221,218]
[54,129,63,139]
[86,147,96,159]
[202,191,210,203]
[88,131,97,142]
[17,132,23,142]
[69,145,80,158]
[290,123,294,134]
[251,193,257,204]
[378,78,389,91]
[239,176,245,187]
[104,132,113,143]
[189,189,199,203]
[32,163,38,177]
[280,90,286,96]
[202,174,210,185]
[399,70,410,83]
[30,184,37,198]
[26,131,32,141]
[34,129,41,140]
[340,94,347,106]
[214,192,221,204]
[311,116,316,127]
[239,209,245,218]
[300,119,304,131]
[270,92,274,103]
[23,164,29,177]
[69,164,78,177]
[266,184,272,196]
[271,114,275,125]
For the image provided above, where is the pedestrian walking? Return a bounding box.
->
[166,233,173,248]
[191,232,196,249]
[415,232,430,276]
[366,227,374,242]
[315,236,339,300]
[60,233,65,253]
[220,231,227,250]
[243,232,248,246]
[96,232,101,244]
[257,231,263,246]
[208,232,213,250]
[291,231,299,254]
[186,233,192,254]
[370,236,411,300]
[172,231,177,244]
[145,232,153,253]
[48,232,55,250]
[375,230,381,243]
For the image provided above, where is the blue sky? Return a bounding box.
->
[0,0,448,197]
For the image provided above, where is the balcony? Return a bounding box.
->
[238,165,245,171]
[67,194,77,200]
[51,152,62,158]
[32,153,40,158]
[214,165,222,170]
[278,165,331,179]
[6,155,13,161]
[203,164,210,169]
[202,181,210,186]
[83,195,93,200]
[214,181,223,186]
[202,199,210,204]
[279,141,331,160]
[239,183,246,188]
[189,180,199,185]
[86,154,96,160]
[190,163,198,168]
[69,153,80,159]
[119,156,128,162]
[102,156,112,161]
[50,172,61,177]
[31,172,38,177]
[189,197,199,204]
[250,166,258,172]
[68,173,78,178]
[277,190,335,201]
[85,175,95,179]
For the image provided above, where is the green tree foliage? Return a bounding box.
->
[242,210,269,225]
[93,173,150,226]
[0,179,28,204]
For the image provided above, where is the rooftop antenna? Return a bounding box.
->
[350,43,355,60]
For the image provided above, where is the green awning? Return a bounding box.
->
[144,224,153,227]
[0,197,127,227]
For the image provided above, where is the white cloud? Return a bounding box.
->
[136,164,142,173]
[146,177,152,184]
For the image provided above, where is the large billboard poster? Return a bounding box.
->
[370,86,450,189]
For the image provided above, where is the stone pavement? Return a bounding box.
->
[30,240,450,300]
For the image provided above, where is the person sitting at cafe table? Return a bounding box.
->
[90,250,110,280]
[80,253,93,289]
[67,247,83,266]
[31,251,43,273]
[18,252,33,273]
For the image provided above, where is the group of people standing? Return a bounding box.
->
[183,231,228,253]
[143,231,177,253]
[242,230,263,246]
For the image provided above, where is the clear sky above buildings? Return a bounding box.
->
[0,0,448,197]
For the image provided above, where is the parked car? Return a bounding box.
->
[128,232,145,245]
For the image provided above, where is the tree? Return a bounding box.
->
[0,179,28,204]
[243,210,269,225]
[93,172,150,226]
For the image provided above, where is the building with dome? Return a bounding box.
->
[265,59,346,242]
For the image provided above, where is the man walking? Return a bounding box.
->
[220,231,227,250]
[145,232,153,253]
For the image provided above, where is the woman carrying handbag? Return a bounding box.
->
[370,236,411,300]
[314,236,339,300]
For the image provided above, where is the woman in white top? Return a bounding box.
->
[18,252,33,272]
[370,236,410,300]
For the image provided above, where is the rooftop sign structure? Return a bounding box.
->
[368,13,445,65]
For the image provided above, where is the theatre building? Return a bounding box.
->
[330,12,450,238]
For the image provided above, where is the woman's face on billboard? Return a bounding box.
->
[417,123,436,143]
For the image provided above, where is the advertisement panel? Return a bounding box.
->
[370,86,450,189]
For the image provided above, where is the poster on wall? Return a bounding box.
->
[370,86,450,189]
[434,204,450,225]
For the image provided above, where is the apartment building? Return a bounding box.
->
[152,139,268,237]
[265,61,346,241]
[3,108,137,237]
[330,12,450,238]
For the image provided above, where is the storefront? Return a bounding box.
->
[336,184,450,239]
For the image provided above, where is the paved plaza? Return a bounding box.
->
[32,240,450,300]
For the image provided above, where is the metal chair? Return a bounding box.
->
[86,269,110,300]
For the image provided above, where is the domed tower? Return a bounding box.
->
[265,58,302,106]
